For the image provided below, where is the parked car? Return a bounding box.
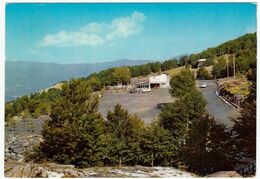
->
[129,88,137,93]
[200,82,207,88]
[142,88,151,92]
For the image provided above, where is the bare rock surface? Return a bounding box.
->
[206,171,242,177]
[5,162,197,178]
[5,133,43,162]
[5,115,50,162]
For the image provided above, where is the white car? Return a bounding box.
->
[142,88,151,92]
[200,82,207,88]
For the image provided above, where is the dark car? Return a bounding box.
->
[130,88,137,93]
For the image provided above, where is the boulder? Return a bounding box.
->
[5,133,43,162]
[5,162,197,178]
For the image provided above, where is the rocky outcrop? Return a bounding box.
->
[5,162,197,178]
[5,133,43,162]
[5,115,49,162]
[216,78,250,108]
[206,171,242,177]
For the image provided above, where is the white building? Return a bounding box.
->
[149,73,170,88]
[198,59,207,67]
[130,73,170,92]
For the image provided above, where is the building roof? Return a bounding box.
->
[130,76,149,85]
[198,59,207,62]
[130,73,169,85]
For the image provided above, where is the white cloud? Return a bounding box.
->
[40,11,145,47]
[106,11,145,41]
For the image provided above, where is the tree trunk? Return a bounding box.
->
[119,157,122,167]
[233,55,236,78]
[183,119,189,145]
[151,153,154,167]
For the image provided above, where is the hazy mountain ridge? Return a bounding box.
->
[5,59,150,101]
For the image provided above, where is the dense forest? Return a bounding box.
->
[5,33,256,175]
[180,33,256,78]
[180,33,256,65]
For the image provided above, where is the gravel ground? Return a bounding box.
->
[5,116,50,162]
[5,115,50,138]
[98,88,174,123]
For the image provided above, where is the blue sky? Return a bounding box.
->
[6,3,256,64]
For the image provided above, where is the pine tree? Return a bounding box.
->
[197,67,212,80]
[232,65,256,158]
[169,69,196,97]
[106,104,145,166]
[140,121,178,167]
[160,89,206,144]
[35,79,107,167]
[112,67,131,85]
[126,114,146,165]
[180,114,233,175]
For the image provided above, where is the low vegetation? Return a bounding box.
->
[164,66,185,77]
[218,77,251,96]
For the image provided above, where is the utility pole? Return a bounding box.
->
[233,54,236,78]
[226,58,229,77]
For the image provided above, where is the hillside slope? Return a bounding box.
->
[179,33,256,67]
[5,59,150,101]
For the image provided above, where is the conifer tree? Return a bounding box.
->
[197,67,212,80]
[169,69,196,97]
[35,79,107,167]
[160,89,206,143]
[140,121,177,167]
[106,104,145,166]
[232,65,256,158]
[180,114,233,175]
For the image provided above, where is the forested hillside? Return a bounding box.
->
[5,58,180,121]
[5,59,150,101]
[179,33,256,78]
[180,33,256,64]
[5,33,256,122]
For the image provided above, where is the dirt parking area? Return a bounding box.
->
[98,88,174,123]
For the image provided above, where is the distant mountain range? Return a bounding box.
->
[5,59,150,101]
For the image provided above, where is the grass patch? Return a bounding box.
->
[219,77,251,96]
[164,66,213,78]
[164,66,185,77]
